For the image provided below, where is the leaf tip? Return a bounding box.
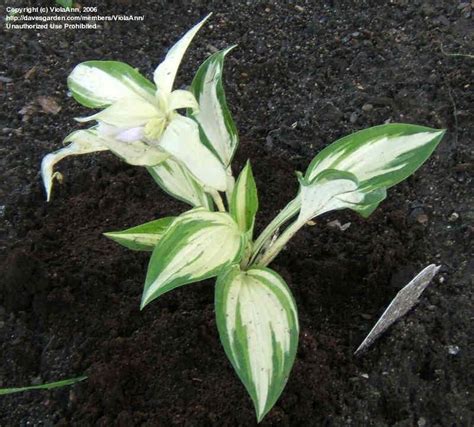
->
[102,232,116,241]
[254,401,272,423]
[140,292,151,310]
[225,44,238,54]
[200,12,213,26]
[428,128,446,144]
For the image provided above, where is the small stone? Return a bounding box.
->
[360,373,369,379]
[350,112,358,123]
[418,417,427,427]
[411,200,424,209]
[362,103,373,112]
[69,390,77,403]
[24,66,38,80]
[295,5,305,12]
[447,345,460,355]
[448,212,459,222]
[360,313,372,320]
[410,208,429,225]
[31,376,42,385]
[327,219,351,231]
[416,213,429,225]
[437,15,450,26]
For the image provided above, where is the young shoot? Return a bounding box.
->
[41,14,445,422]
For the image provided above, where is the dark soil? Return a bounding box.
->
[1,0,473,425]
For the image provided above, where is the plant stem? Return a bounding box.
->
[250,197,301,264]
[239,240,253,270]
[211,190,226,212]
[254,218,305,268]
[225,166,235,206]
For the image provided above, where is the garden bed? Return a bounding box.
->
[1,0,473,425]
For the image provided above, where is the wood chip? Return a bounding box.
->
[37,96,62,114]
[355,264,440,356]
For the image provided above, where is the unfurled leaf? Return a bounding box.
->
[305,123,445,192]
[159,115,227,191]
[153,13,212,94]
[190,47,238,166]
[75,96,158,127]
[298,170,366,220]
[41,129,108,201]
[295,124,445,219]
[0,375,87,396]
[297,169,387,223]
[349,187,387,218]
[42,128,170,201]
[104,217,175,251]
[79,128,169,167]
[168,89,199,112]
[230,161,258,234]
[104,142,168,168]
[68,61,156,109]
[141,209,245,308]
[215,265,299,422]
[148,158,213,209]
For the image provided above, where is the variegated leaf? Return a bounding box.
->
[306,124,445,192]
[104,217,175,251]
[71,128,169,167]
[293,124,445,219]
[41,129,108,201]
[153,13,212,94]
[42,127,170,201]
[230,160,258,234]
[68,61,155,108]
[75,96,158,127]
[168,89,199,112]
[148,158,213,209]
[215,265,299,422]
[141,209,245,308]
[190,47,238,166]
[297,169,386,223]
[159,115,228,191]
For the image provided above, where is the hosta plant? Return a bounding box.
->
[41,14,445,422]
